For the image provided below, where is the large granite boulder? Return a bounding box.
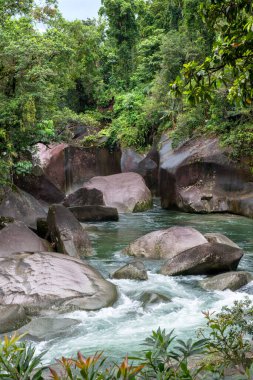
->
[63,188,104,207]
[0,222,52,257]
[0,305,28,333]
[125,227,207,259]
[159,135,253,218]
[0,252,118,315]
[47,204,92,258]
[160,243,243,276]
[83,172,152,213]
[69,206,119,222]
[200,271,253,291]
[121,148,159,194]
[0,187,46,229]
[204,233,240,248]
[111,261,148,280]
[30,143,121,195]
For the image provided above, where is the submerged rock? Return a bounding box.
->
[0,305,29,333]
[0,222,52,257]
[111,261,148,280]
[125,227,207,259]
[47,204,92,258]
[18,317,79,341]
[83,172,152,213]
[0,187,46,229]
[69,206,119,222]
[0,252,118,315]
[139,292,171,307]
[160,243,243,276]
[200,271,253,291]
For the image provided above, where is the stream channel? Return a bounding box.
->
[36,200,253,364]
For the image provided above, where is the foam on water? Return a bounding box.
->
[33,205,253,364]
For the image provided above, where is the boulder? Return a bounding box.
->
[0,252,118,315]
[125,227,207,259]
[204,233,240,248]
[14,167,65,204]
[0,305,28,333]
[18,317,79,341]
[160,243,243,276]
[121,148,159,194]
[83,172,152,213]
[139,292,171,306]
[159,136,253,218]
[0,187,46,229]
[0,222,52,257]
[47,204,92,258]
[69,206,119,222]
[111,261,148,280]
[200,271,253,291]
[31,143,121,194]
[63,188,104,207]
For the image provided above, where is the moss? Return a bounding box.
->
[133,198,153,213]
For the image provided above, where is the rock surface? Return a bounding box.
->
[0,305,28,333]
[0,222,52,257]
[204,233,240,248]
[0,187,46,229]
[64,188,104,207]
[200,271,253,291]
[111,261,148,280]
[125,227,207,259]
[139,292,171,306]
[32,143,121,194]
[160,243,243,276]
[159,136,253,218]
[121,148,159,194]
[47,204,92,258]
[83,172,152,213]
[0,252,118,314]
[69,206,119,222]
[18,317,79,340]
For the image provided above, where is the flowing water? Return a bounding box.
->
[36,200,253,364]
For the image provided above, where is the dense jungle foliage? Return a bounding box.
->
[0,0,253,183]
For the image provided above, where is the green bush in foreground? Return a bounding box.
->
[1,300,253,379]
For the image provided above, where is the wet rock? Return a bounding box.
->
[139,292,171,306]
[159,136,253,218]
[121,148,159,194]
[111,261,148,280]
[37,218,50,240]
[204,233,240,248]
[0,222,52,258]
[0,252,118,315]
[160,243,243,276]
[64,188,104,207]
[125,227,207,259]
[69,206,119,222]
[47,204,92,258]
[83,173,152,213]
[32,143,121,194]
[14,168,65,204]
[200,271,253,291]
[0,187,46,229]
[18,317,79,341]
[0,305,29,333]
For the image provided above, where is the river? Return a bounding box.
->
[36,200,253,364]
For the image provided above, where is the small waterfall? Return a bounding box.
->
[64,146,73,194]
